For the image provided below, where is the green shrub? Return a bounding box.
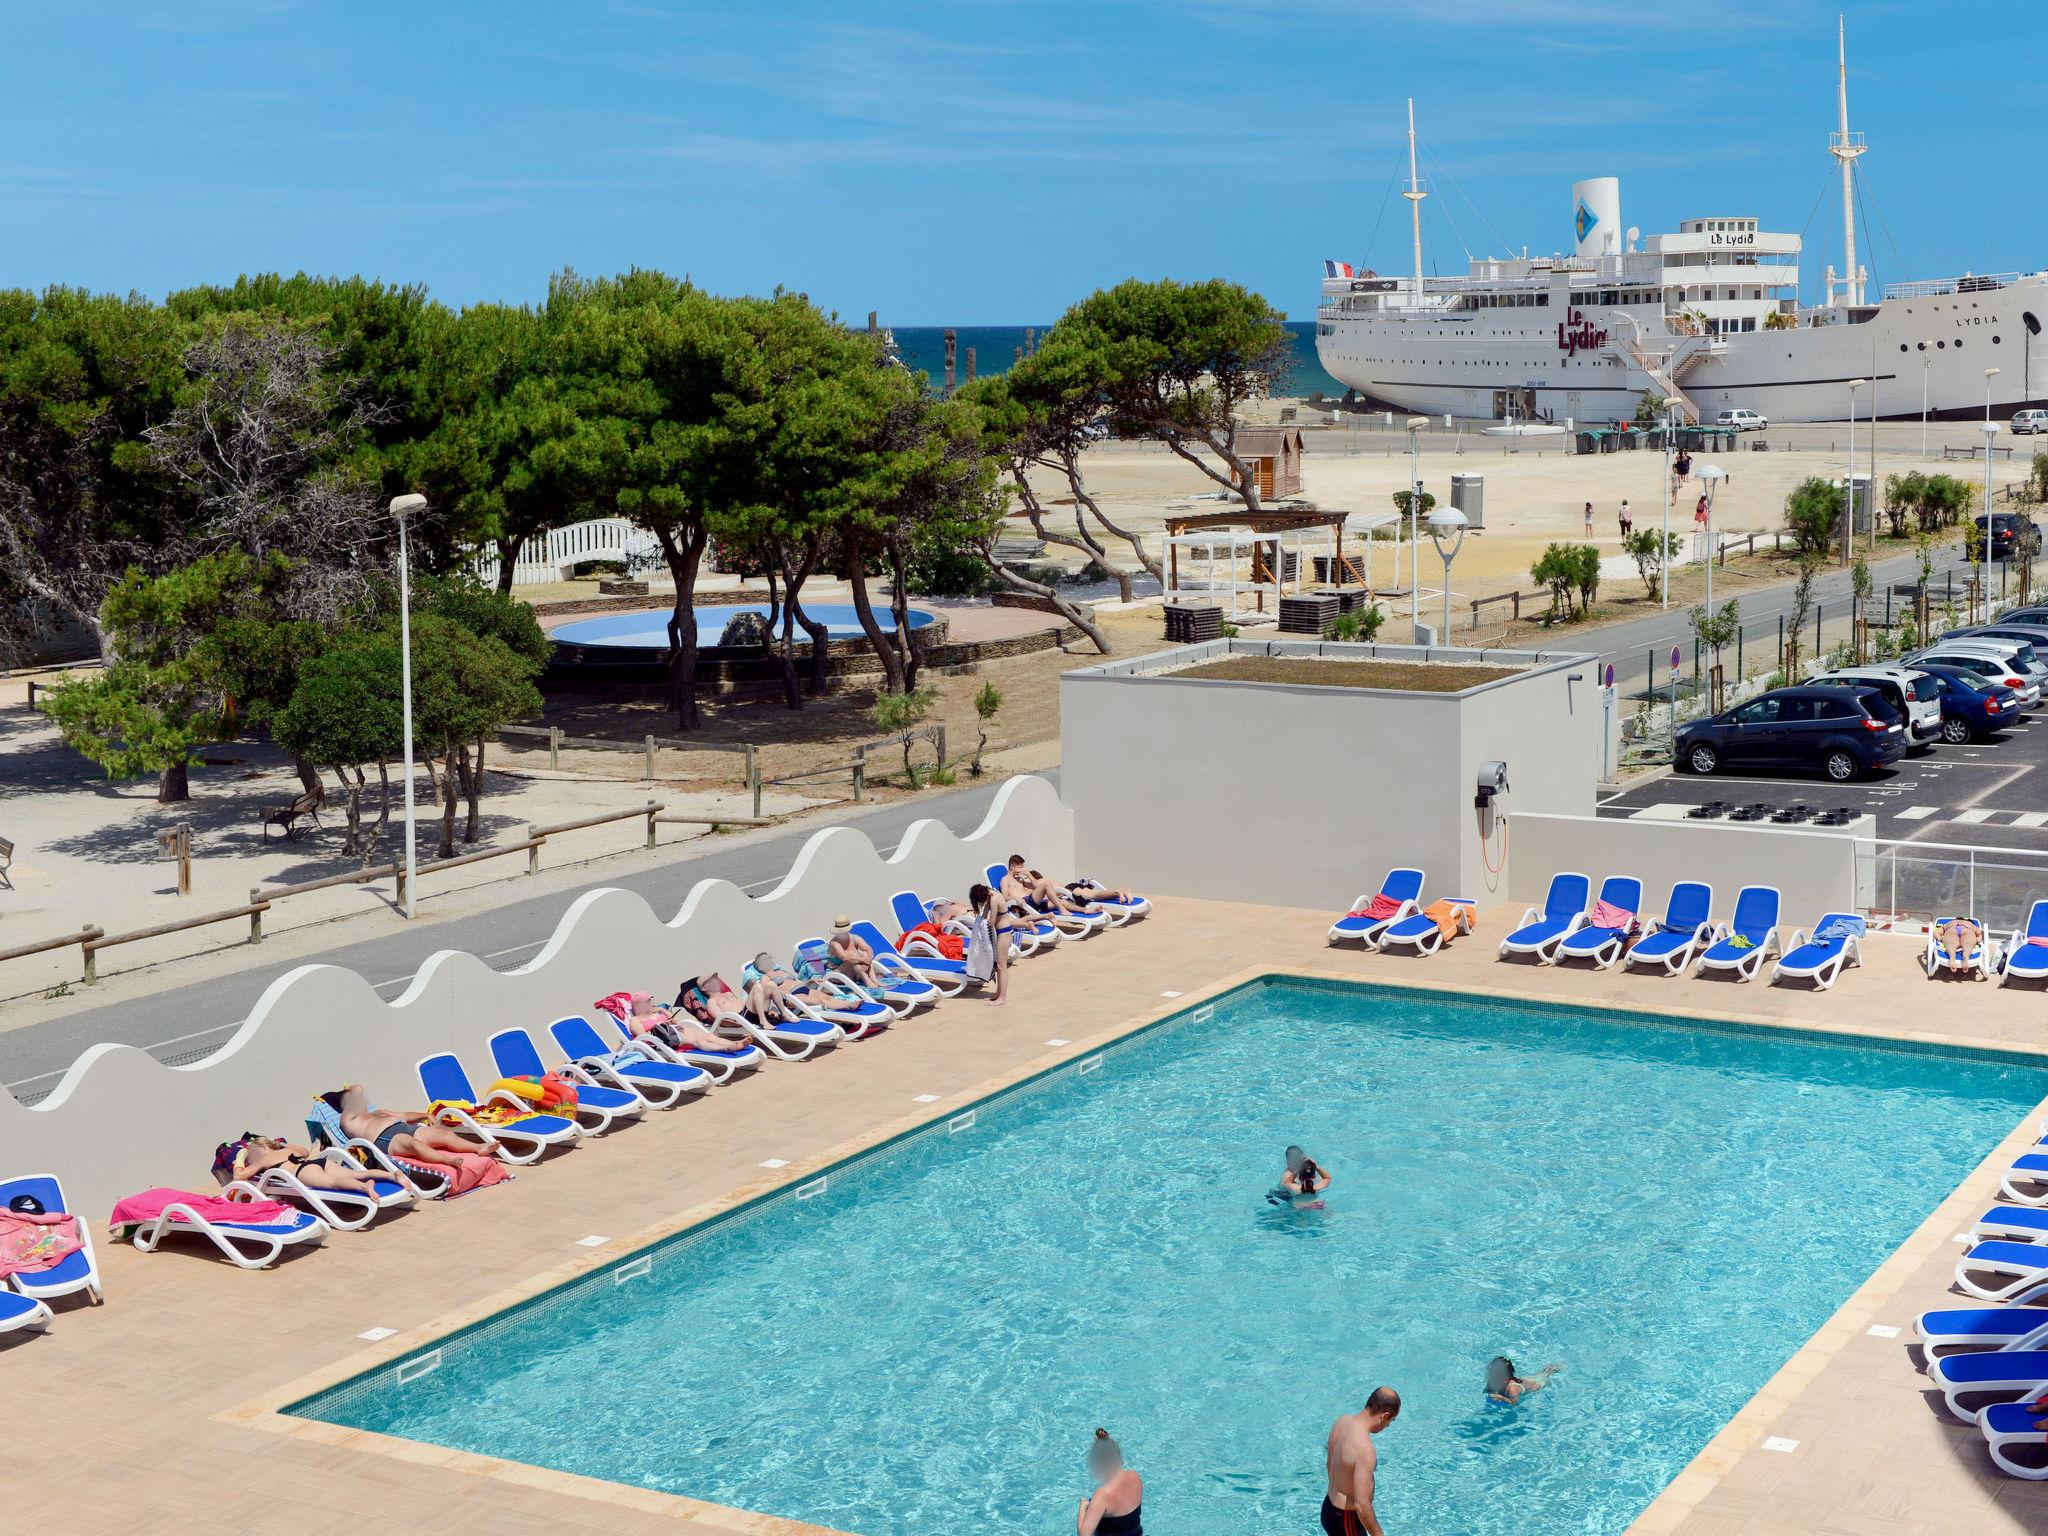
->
[903,545,994,597]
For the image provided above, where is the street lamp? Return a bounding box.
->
[1696,463,1727,612]
[1979,418,2000,622]
[1844,378,1866,567]
[1404,417,1428,639]
[1921,352,1931,461]
[1426,504,1468,637]
[390,492,427,919]
[1658,397,1676,612]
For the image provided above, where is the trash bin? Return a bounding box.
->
[1451,474,1484,530]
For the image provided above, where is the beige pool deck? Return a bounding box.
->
[9,899,2048,1536]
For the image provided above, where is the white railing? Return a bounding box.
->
[1881,273,2027,301]
[1859,837,2048,936]
[469,518,662,588]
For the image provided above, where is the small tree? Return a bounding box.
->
[1631,389,1661,426]
[1624,528,1682,600]
[1688,598,1740,677]
[1392,489,1436,520]
[406,613,545,858]
[1355,601,1386,641]
[1783,476,1842,557]
[969,680,1003,777]
[1532,544,1576,618]
[1785,555,1821,677]
[273,631,404,858]
[1569,543,1601,615]
[871,684,937,789]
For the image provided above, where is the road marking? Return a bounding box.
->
[2015,813,2048,829]
[1894,806,1939,820]
[1955,808,1996,824]
[485,941,544,962]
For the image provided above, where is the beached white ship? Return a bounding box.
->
[1316,26,2047,425]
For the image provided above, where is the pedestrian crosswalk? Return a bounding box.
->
[1896,806,1938,821]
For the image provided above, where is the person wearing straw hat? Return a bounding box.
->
[827,915,881,989]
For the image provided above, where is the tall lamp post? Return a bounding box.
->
[390,493,426,919]
[1427,504,1468,638]
[1696,463,1726,612]
[1844,378,1866,567]
[1921,352,1931,461]
[1659,398,1676,612]
[1404,417,1428,638]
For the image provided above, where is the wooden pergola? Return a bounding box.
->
[1163,508,1369,613]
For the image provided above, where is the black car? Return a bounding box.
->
[1974,512,2043,561]
[1675,685,1908,782]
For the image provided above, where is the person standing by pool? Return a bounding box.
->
[1076,1427,1143,1535]
[1323,1387,1399,1536]
[965,883,1011,1006]
[1484,1356,1563,1404]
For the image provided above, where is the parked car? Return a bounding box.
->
[1911,663,2020,743]
[1906,648,2042,709]
[1924,633,2048,692]
[1809,666,1943,748]
[1675,685,1906,782]
[1971,512,2043,560]
[1715,408,1768,432]
[2013,409,2048,435]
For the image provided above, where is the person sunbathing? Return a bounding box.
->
[827,918,882,987]
[610,988,735,1054]
[317,1084,508,1194]
[740,954,812,1021]
[215,1134,386,1199]
[1934,917,1986,976]
[1004,855,1104,919]
[1065,875,1137,906]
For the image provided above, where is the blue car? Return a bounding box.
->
[1912,663,2018,744]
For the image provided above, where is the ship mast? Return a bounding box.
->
[1402,98,1427,302]
[1827,14,1866,306]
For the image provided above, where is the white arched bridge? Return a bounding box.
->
[469,518,662,588]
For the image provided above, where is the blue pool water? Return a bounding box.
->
[294,981,2048,1535]
[550,603,938,651]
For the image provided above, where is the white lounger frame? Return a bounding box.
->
[127,1193,329,1269]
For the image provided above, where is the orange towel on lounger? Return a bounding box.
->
[1419,900,1473,943]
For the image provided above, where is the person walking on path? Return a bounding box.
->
[1583,501,1595,537]
[1618,500,1633,540]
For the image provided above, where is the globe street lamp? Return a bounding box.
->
[1696,463,1727,612]
[390,492,427,919]
[1980,418,2000,622]
[1426,503,1468,637]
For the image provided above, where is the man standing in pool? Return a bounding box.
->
[1322,1387,1399,1536]
[1269,1145,1330,1208]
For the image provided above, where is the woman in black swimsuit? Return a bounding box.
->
[1077,1428,1143,1536]
[215,1134,387,1198]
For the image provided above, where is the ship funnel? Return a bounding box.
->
[1572,178,1620,260]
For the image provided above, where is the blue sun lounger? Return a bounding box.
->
[1498,871,1591,961]
[1694,885,1781,981]
[121,1196,328,1270]
[549,1017,715,1104]
[851,919,972,996]
[1933,1340,2048,1424]
[489,1028,646,1133]
[1918,1299,2048,1355]
[1549,875,1642,968]
[2005,1153,2048,1207]
[1376,897,1476,957]
[229,1155,417,1232]
[892,888,1044,959]
[792,939,925,1021]
[1980,1395,2048,1478]
[1619,882,1714,975]
[416,1053,585,1163]
[1329,869,1424,946]
[0,1288,50,1337]
[1926,915,1996,979]
[2003,901,2048,986]
[0,1174,103,1306]
[590,1009,762,1083]
[1770,913,1865,990]
[1954,1240,2048,1302]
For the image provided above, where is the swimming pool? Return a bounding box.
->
[292,981,2048,1535]
[550,603,939,651]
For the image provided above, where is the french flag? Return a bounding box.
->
[1323,259,1354,279]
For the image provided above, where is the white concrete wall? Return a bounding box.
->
[1063,647,1600,912]
[1507,811,1869,929]
[0,775,1073,1223]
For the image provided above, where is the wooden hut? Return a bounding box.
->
[1235,425,1305,500]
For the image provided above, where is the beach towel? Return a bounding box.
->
[592,991,635,1024]
[0,1208,82,1277]
[1587,899,1637,933]
[1814,915,1867,943]
[964,916,997,983]
[108,1188,293,1235]
[1347,894,1403,922]
[1419,899,1474,943]
[903,922,966,960]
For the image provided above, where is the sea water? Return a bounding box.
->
[298,980,2046,1535]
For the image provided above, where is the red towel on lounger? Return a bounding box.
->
[1346,894,1403,921]
[903,922,965,960]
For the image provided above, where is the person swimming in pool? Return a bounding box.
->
[1268,1144,1330,1207]
[1485,1356,1563,1404]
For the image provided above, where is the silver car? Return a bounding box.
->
[1908,645,2043,709]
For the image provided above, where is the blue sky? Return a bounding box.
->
[0,2,2038,325]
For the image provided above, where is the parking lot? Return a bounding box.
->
[1600,709,2048,854]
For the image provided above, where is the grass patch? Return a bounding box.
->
[1170,657,1521,692]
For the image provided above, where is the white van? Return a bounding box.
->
[1716,408,1768,432]
[2013,409,2048,435]
[1809,666,1943,747]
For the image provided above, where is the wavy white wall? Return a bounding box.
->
[0,775,1074,1223]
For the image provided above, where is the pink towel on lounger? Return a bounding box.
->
[107,1187,292,1235]
[1347,894,1403,921]
[1588,899,1637,933]
[0,1209,82,1277]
